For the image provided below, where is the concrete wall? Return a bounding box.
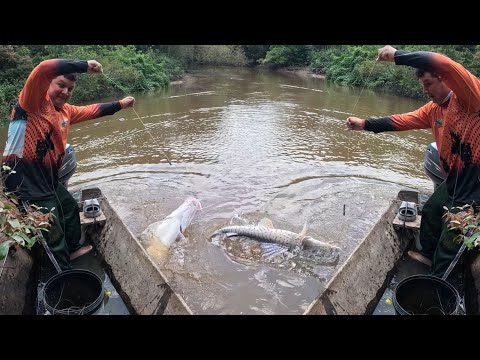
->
[83,188,192,315]
[0,244,36,315]
[304,199,409,315]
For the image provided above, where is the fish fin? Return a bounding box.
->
[260,243,288,260]
[230,214,249,225]
[258,217,275,229]
[299,221,308,236]
[225,232,239,237]
[176,232,187,242]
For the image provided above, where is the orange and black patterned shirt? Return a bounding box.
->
[364,51,480,205]
[2,59,125,200]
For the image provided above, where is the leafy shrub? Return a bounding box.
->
[0,166,53,260]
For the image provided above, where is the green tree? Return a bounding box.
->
[261,45,310,68]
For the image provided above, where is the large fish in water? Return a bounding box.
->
[211,218,340,264]
[139,197,202,260]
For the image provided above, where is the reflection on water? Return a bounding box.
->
[0,66,435,314]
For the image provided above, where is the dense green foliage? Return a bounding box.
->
[1,45,480,127]
[306,45,480,99]
[0,45,184,124]
[137,45,248,66]
[261,45,310,68]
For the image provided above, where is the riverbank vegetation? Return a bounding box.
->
[1,45,479,126]
[0,165,53,260]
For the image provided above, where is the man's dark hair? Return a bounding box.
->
[64,73,77,82]
[415,68,439,79]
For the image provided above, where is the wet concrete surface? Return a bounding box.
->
[373,243,465,315]
[373,192,466,316]
[37,247,130,316]
[372,251,431,315]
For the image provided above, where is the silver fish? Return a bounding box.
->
[212,218,340,262]
[139,196,202,256]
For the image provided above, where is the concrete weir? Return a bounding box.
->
[81,187,192,315]
[76,188,437,315]
[304,193,411,315]
[2,187,480,315]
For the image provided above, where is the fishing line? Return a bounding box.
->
[344,56,378,216]
[102,72,172,166]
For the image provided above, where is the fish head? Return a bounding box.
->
[184,196,202,211]
[301,236,341,265]
[177,197,202,232]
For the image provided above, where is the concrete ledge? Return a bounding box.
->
[83,188,192,315]
[79,211,106,226]
[392,215,422,231]
[0,244,36,315]
[304,198,409,315]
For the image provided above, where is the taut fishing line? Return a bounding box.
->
[102,72,172,165]
[344,55,378,215]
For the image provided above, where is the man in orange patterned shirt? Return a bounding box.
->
[2,59,135,270]
[346,45,480,279]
